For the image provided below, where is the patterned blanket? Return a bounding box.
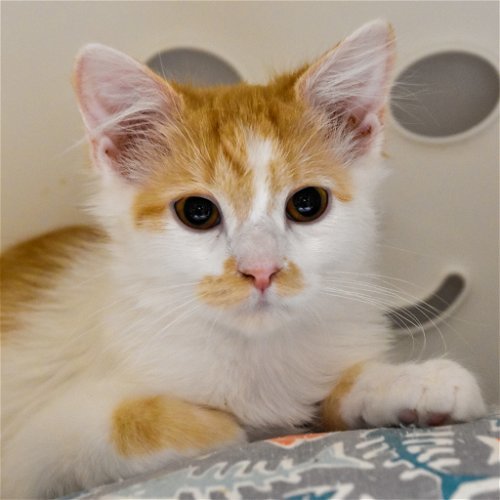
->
[72,418,499,499]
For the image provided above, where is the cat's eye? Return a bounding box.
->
[286,187,329,223]
[174,196,221,230]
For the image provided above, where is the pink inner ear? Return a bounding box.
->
[343,112,380,157]
[97,136,120,162]
[351,113,379,139]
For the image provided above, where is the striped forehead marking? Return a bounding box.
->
[132,77,354,231]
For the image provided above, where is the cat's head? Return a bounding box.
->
[73,20,395,335]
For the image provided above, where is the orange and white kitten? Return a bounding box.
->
[1,20,485,499]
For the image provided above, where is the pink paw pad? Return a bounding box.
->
[398,409,450,427]
[426,412,450,426]
[398,409,418,425]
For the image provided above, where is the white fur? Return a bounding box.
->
[339,359,486,428]
[247,134,274,222]
[1,21,486,499]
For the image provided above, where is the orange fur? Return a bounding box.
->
[320,363,364,431]
[215,131,254,220]
[111,395,241,457]
[0,226,105,336]
[274,261,304,296]
[132,67,353,230]
[197,257,253,308]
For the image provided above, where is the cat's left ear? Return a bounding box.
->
[296,20,395,162]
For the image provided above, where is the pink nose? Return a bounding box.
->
[239,265,280,292]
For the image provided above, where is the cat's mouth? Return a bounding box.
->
[245,291,276,313]
[193,258,307,335]
[193,274,302,335]
[213,283,308,336]
[254,291,273,306]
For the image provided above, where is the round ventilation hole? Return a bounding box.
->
[146,48,241,87]
[391,51,499,138]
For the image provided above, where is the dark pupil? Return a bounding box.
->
[293,188,321,217]
[184,197,213,225]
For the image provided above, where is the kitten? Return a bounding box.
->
[1,20,485,499]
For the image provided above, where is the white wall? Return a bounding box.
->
[2,1,498,403]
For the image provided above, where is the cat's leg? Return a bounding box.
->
[321,359,486,430]
[2,388,245,499]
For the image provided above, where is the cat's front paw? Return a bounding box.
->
[325,359,486,429]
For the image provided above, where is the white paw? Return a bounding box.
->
[341,359,486,428]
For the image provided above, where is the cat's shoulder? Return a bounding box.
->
[1,225,106,334]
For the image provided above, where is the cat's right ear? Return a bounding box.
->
[73,44,182,183]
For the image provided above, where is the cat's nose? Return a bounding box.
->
[239,265,281,292]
